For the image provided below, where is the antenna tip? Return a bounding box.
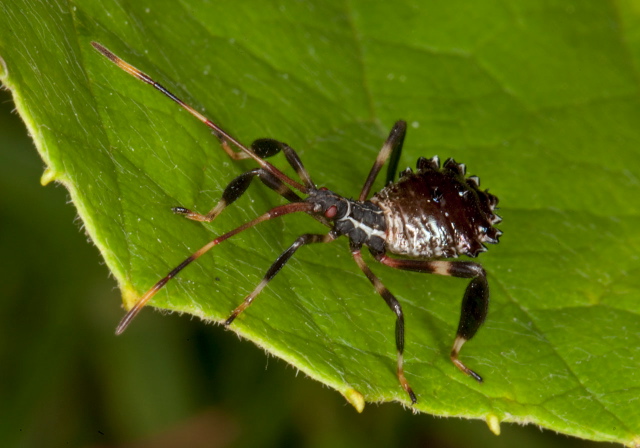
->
[115,310,135,335]
[90,41,119,64]
[115,321,127,336]
[90,41,106,53]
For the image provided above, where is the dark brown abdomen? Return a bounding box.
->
[370,159,501,259]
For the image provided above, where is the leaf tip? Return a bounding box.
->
[486,413,501,436]
[40,167,59,186]
[121,284,140,310]
[342,388,365,413]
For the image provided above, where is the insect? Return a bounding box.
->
[91,41,502,404]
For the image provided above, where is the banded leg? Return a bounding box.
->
[91,42,309,195]
[375,254,489,382]
[225,232,337,325]
[252,138,316,190]
[358,120,407,201]
[174,137,315,222]
[115,202,315,334]
[217,135,284,160]
[215,133,248,160]
[173,167,302,222]
[351,245,416,404]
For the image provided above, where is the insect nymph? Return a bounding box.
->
[92,42,502,404]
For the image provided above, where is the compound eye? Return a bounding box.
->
[324,205,338,219]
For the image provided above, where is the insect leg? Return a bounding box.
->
[175,136,318,221]
[225,231,337,325]
[358,120,407,201]
[351,245,417,404]
[375,254,488,383]
[91,42,309,194]
[115,202,315,335]
[251,139,316,190]
[174,168,303,222]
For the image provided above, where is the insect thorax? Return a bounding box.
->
[308,190,387,253]
[370,156,502,259]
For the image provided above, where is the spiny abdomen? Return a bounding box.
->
[371,156,502,259]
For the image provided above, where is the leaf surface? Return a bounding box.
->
[1,0,639,444]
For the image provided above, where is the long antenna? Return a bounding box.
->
[91,41,308,194]
[115,202,314,335]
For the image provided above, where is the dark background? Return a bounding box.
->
[0,87,617,447]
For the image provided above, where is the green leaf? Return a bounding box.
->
[2,0,639,445]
